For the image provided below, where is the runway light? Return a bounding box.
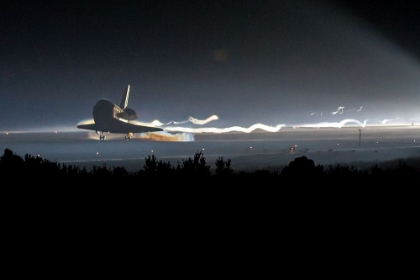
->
[151,150,154,153]
[96,152,99,155]
[202,148,205,151]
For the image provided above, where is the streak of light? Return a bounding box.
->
[332,106,345,115]
[297,119,368,128]
[162,123,286,134]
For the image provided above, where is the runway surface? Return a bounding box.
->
[1,125,420,173]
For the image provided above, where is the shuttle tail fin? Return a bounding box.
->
[120,85,130,109]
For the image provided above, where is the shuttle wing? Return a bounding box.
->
[76,120,163,134]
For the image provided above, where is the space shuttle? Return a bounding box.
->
[77,85,163,140]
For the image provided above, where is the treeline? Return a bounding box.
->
[1,148,419,182]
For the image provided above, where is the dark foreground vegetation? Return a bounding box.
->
[1,148,419,184]
[2,148,417,234]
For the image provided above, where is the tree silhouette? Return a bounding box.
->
[0,148,24,176]
[139,154,174,177]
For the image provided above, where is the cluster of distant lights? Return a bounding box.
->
[31,137,416,159]
[90,138,418,158]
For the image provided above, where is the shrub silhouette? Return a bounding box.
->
[90,163,112,177]
[280,156,324,177]
[111,166,130,178]
[325,164,359,177]
[215,156,234,176]
[175,151,211,177]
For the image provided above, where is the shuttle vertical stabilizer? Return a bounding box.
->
[120,85,130,109]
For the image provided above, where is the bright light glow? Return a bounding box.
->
[77,119,95,126]
[138,131,194,142]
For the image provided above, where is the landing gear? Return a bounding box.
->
[96,131,106,140]
[125,132,133,141]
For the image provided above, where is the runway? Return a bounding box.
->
[1,125,420,173]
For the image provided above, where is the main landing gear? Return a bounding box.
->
[96,131,106,140]
[95,131,133,140]
[125,132,134,141]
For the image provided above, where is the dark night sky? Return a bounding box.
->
[1,0,420,132]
